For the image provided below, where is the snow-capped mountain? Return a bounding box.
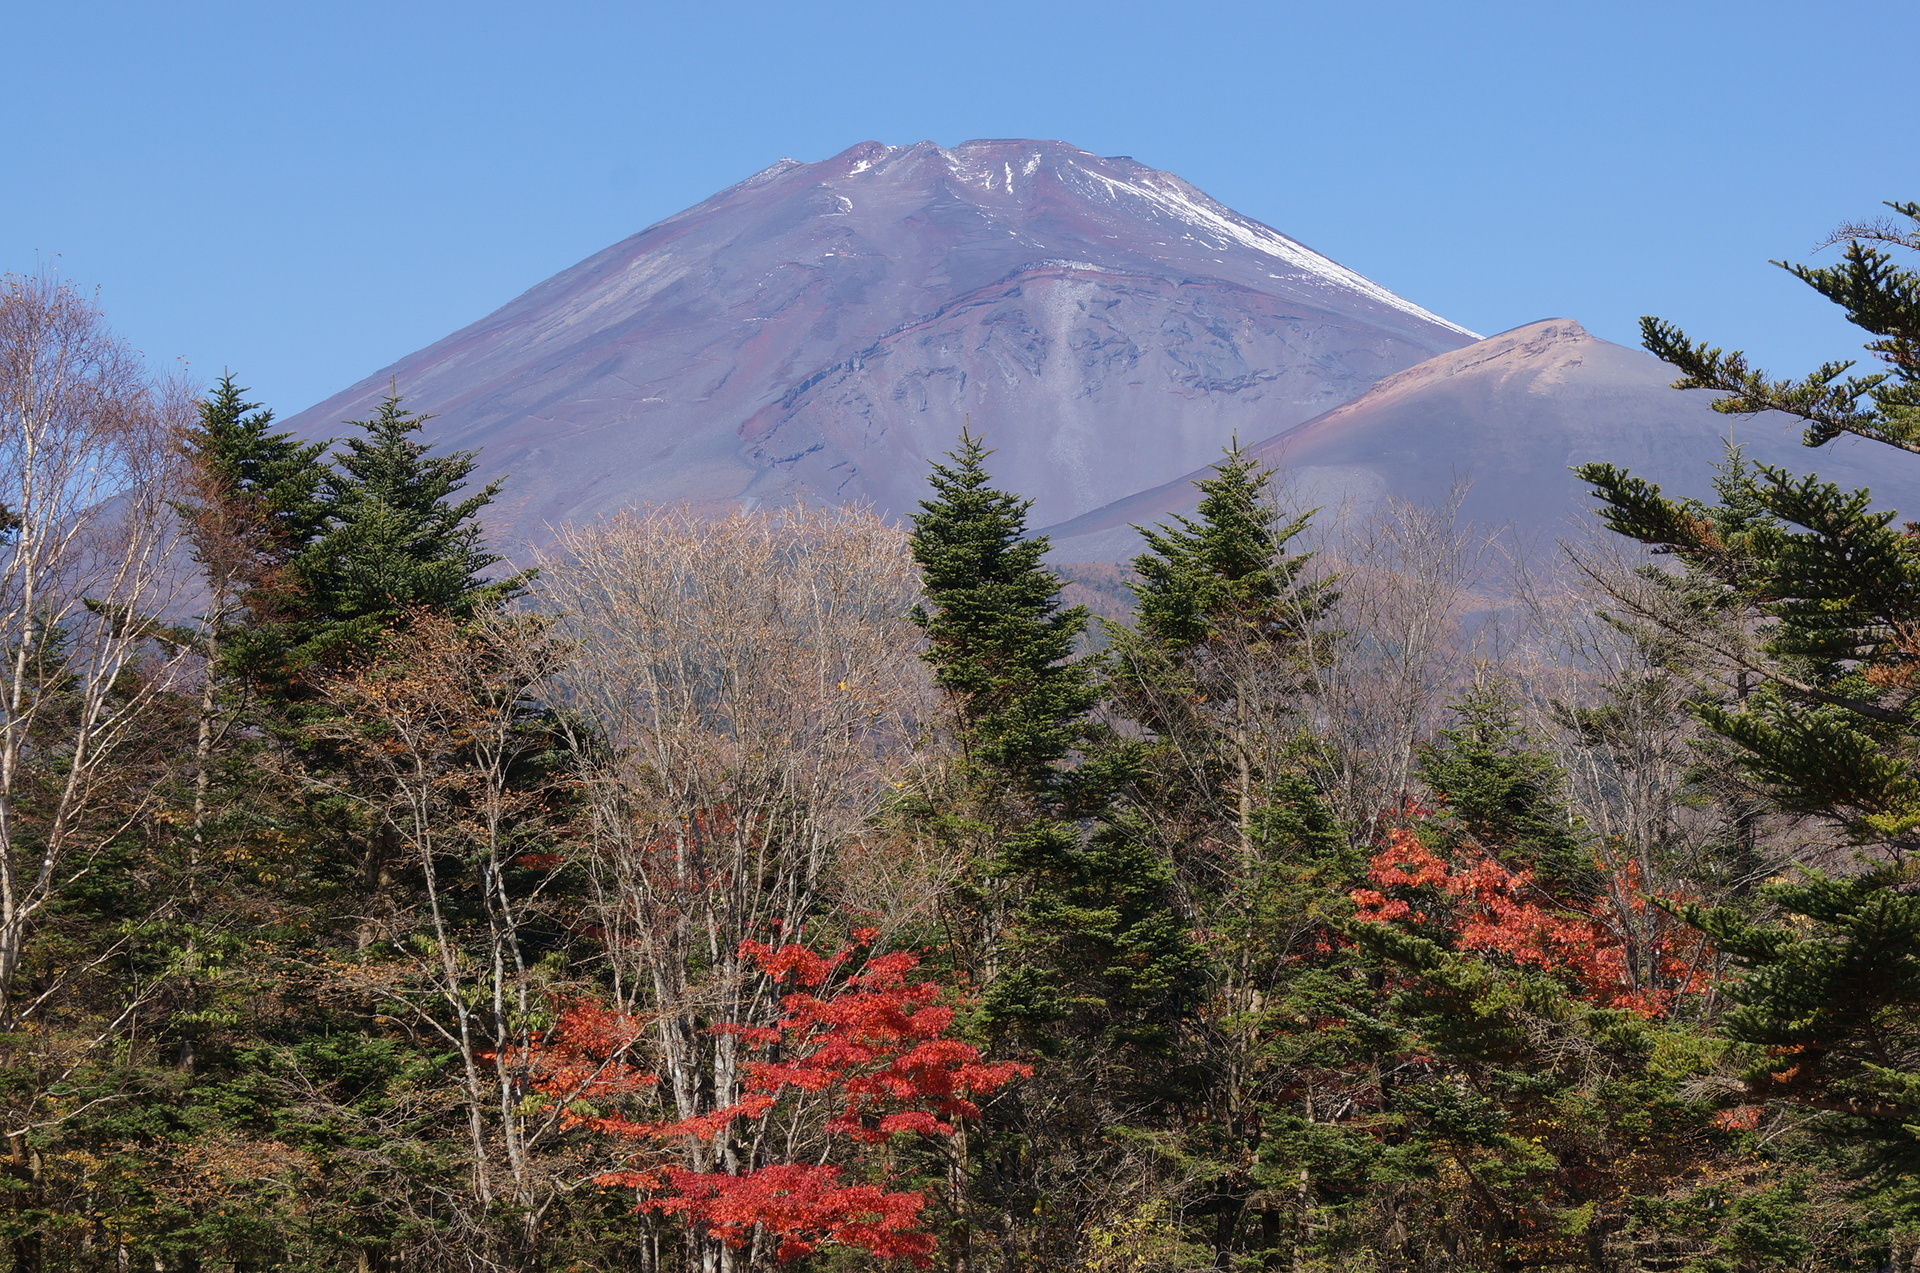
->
[281,139,1475,551]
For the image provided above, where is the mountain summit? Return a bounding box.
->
[283,139,1475,550]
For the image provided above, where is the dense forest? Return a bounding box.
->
[3,204,1920,1273]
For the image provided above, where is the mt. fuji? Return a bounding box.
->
[282,139,1476,552]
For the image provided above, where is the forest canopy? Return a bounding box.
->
[2,203,1920,1272]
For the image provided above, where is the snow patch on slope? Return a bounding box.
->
[833,140,1474,338]
[1070,165,1476,336]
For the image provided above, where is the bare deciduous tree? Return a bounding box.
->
[0,271,195,1273]
[1304,490,1491,832]
[537,505,932,1270]
[0,272,193,1026]
[313,609,582,1270]
[1511,531,1837,900]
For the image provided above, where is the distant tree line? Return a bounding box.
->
[2,202,1920,1271]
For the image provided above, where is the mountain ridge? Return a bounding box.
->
[1040,317,1920,561]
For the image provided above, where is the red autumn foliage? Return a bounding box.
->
[1351,825,1711,1017]
[517,934,1027,1267]
[646,1164,933,1264]
[518,1000,659,1102]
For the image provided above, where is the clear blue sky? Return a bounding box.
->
[7,0,1914,416]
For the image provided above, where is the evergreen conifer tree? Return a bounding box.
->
[908,434,1185,1033]
[178,377,330,570]
[1579,199,1920,1203]
[909,430,1103,802]
[1635,201,1920,455]
[1103,446,1352,1265]
[908,432,1200,1259]
[1111,442,1332,861]
[1130,443,1322,651]
[176,376,331,644]
[285,393,526,678]
[1415,678,1596,895]
[180,386,522,699]
[172,377,335,876]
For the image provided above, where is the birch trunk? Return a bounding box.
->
[0,272,191,1028]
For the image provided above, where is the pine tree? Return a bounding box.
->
[1190,776,1381,1269]
[1129,443,1324,653]
[180,386,523,700]
[178,376,330,567]
[175,377,331,666]
[1578,199,1920,1213]
[1635,202,1920,455]
[1103,446,1353,1266]
[285,393,526,677]
[1111,442,1332,863]
[908,432,1199,1260]
[1349,802,1741,1273]
[1621,441,1780,896]
[908,432,1176,1025]
[1415,678,1596,895]
[1684,874,1920,1176]
[909,429,1103,802]
[908,434,1193,1023]
[169,377,336,925]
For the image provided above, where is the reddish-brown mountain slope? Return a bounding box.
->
[1041,319,1920,559]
